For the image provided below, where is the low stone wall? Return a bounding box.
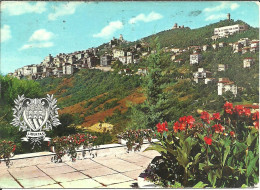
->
[0,140,155,169]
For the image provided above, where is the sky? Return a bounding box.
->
[0,1,259,75]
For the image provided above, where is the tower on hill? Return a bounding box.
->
[227,13,230,21]
[173,23,178,29]
[172,23,185,30]
[119,34,124,41]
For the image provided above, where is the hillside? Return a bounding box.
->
[38,19,259,131]
[38,69,143,130]
[140,19,258,48]
[96,20,258,55]
[0,19,259,153]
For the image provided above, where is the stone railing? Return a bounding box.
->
[0,139,157,169]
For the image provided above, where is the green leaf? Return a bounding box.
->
[171,181,182,188]
[246,133,253,147]
[241,184,248,188]
[197,133,204,142]
[163,132,168,139]
[208,170,217,187]
[227,156,232,166]
[246,154,258,176]
[234,141,247,155]
[238,167,245,174]
[216,168,222,178]
[176,148,189,167]
[185,162,193,170]
[250,127,258,135]
[223,146,230,166]
[224,138,231,147]
[193,181,208,188]
[144,144,166,154]
[194,153,201,164]
[165,147,177,157]
[199,163,206,170]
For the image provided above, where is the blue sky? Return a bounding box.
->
[0,1,259,74]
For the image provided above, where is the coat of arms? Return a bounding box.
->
[11,94,61,147]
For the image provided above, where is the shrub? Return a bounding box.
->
[145,102,259,188]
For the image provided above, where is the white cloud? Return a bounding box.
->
[1,25,11,42]
[2,1,46,16]
[19,42,54,50]
[20,29,54,50]
[205,13,227,21]
[230,3,239,10]
[48,2,82,20]
[204,2,240,12]
[129,12,163,24]
[29,29,54,42]
[93,21,123,38]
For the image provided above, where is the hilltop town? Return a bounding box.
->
[8,14,259,98]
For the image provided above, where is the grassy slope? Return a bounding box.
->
[38,69,143,129]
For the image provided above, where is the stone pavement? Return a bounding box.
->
[0,150,160,188]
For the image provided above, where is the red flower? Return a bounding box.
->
[201,111,210,124]
[179,116,187,123]
[179,122,186,131]
[204,136,212,145]
[12,145,16,152]
[173,121,180,132]
[252,111,259,121]
[244,108,251,117]
[212,124,225,133]
[254,121,259,130]
[211,113,221,121]
[186,115,195,128]
[174,116,196,132]
[234,105,245,116]
[224,102,233,114]
[230,131,235,137]
[156,121,168,133]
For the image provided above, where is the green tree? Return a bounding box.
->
[129,42,171,130]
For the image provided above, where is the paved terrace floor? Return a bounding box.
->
[0,150,160,188]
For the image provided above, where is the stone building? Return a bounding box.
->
[217,78,237,96]
[63,64,74,75]
[214,24,248,38]
[190,53,202,65]
[100,55,112,66]
[243,58,255,68]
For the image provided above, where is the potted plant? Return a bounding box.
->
[0,140,16,167]
[49,133,98,162]
[118,129,154,152]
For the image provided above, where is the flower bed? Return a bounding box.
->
[138,102,259,188]
[49,133,97,162]
[117,129,154,152]
[0,140,16,167]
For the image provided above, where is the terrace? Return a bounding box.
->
[0,142,159,188]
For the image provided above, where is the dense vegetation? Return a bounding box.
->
[39,69,141,109]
